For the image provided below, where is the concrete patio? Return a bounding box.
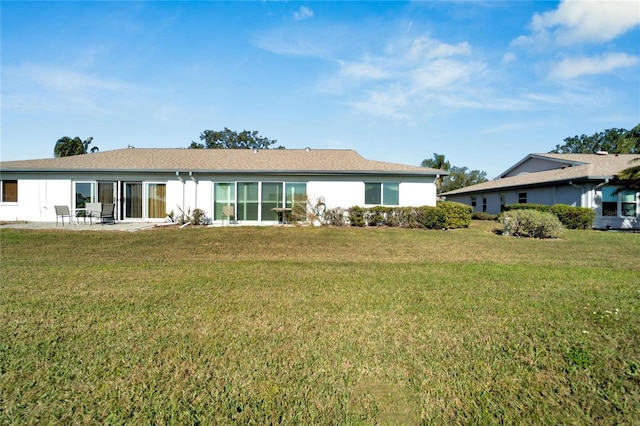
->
[0,220,160,232]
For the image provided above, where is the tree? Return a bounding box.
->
[441,166,488,193]
[421,153,451,192]
[549,125,640,154]
[53,136,98,157]
[189,128,283,149]
[616,158,640,192]
[420,153,487,193]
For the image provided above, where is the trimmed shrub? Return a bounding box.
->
[368,206,394,226]
[416,206,447,229]
[550,204,596,230]
[437,201,472,229]
[348,206,366,227]
[501,209,563,239]
[503,203,551,213]
[323,208,348,226]
[472,211,498,221]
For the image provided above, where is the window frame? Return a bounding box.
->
[1,180,18,203]
[74,181,96,209]
[518,192,527,204]
[146,182,167,219]
[364,182,400,206]
[602,186,637,217]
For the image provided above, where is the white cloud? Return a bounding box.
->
[549,52,640,79]
[329,35,490,118]
[501,52,517,65]
[23,65,132,93]
[2,64,139,114]
[518,0,640,46]
[293,6,314,21]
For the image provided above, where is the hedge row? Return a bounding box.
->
[503,203,595,229]
[343,201,472,229]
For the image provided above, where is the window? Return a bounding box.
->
[482,196,487,213]
[365,182,399,206]
[214,183,235,220]
[1,180,17,202]
[75,182,95,208]
[147,183,166,219]
[470,196,477,207]
[365,183,382,204]
[621,190,637,217]
[285,183,307,209]
[518,192,527,204]
[237,182,259,221]
[98,182,116,204]
[602,186,637,217]
[125,182,143,219]
[500,194,506,212]
[261,182,283,221]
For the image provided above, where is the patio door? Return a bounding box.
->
[98,181,116,204]
[124,182,143,219]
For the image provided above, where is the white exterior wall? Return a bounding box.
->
[0,177,73,222]
[399,182,436,206]
[1,174,437,223]
[307,181,363,209]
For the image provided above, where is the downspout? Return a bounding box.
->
[189,172,198,209]
[593,178,609,190]
[176,172,185,213]
[589,179,610,211]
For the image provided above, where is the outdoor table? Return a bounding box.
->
[73,208,88,225]
[271,207,292,224]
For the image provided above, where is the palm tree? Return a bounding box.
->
[54,136,97,157]
[421,153,450,192]
[616,158,640,191]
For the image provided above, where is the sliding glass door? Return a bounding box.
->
[124,182,143,219]
[261,183,283,221]
[237,182,259,221]
[147,183,166,219]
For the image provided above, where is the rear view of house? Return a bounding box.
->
[0,148,445,224]
[442,153,639,230]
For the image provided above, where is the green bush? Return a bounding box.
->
[368,206,394,226]
[550,204,596,230]
[503,203,551,212]
[345,204,470,230]
[323,208,347,226]
[472,211,498,221]
[501,209,563,239]
[437,201,472,229]
[416,206,447,229]
[348,206,366,227]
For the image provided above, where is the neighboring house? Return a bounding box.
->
[442,152,640,230]
[0,148,445,224]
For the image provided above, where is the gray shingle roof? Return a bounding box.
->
[0,148,444,176]
[442,153,640,196]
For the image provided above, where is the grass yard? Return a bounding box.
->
[1,222,639,425]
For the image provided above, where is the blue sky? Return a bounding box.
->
[1,1,639,178]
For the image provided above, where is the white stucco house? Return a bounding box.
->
[442,152,640,230]
[0,148,445,224]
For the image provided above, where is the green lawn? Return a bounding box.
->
[1,222,639,424]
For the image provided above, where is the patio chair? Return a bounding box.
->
[222,205,236,225]
[85,202,102,225]
[54,205,72,226]
[100,203,116,225]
